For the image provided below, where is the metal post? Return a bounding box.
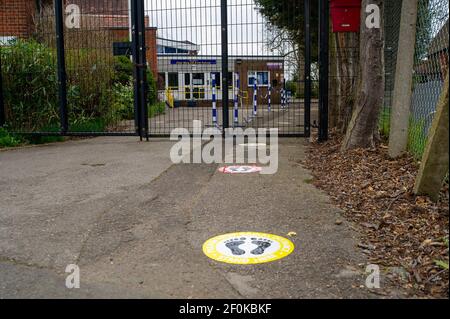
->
[318,0,329,142]
[221,0,229,130]
[253,80,258,116]
[136,0,149,140]
[212,73,217,124]
[55,0,69,133]
[131,0,143,139]
[388,0,418,158]
[0,52,5,127]
[304,0,311,137]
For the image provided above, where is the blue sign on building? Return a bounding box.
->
[170,59,217,65]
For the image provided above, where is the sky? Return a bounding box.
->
[144,0,277,57]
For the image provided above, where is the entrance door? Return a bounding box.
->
[192,73,206,100]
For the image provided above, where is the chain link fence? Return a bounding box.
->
[382,0,449,159]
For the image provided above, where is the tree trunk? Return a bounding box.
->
[342,0,385,150]
[329,32,359,133]
[335,32,360,133]
[329,33,339,129]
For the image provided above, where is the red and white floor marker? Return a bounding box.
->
[239,143,267,148]
[218,165,263,174]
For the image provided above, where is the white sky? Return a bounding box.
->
[144,0,276,56]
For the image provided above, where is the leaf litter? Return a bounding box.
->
[303,134,449,298]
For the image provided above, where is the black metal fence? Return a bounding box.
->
[0,0,324,138]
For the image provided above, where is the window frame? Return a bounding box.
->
[168,72,179,90]
[248,71,270,87]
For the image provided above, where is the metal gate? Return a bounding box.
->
[0,0,329,139]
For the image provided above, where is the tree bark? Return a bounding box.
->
[342,0,385,150]
[329,32,359,133]
[329,32,339,129]
[335,32,359,133]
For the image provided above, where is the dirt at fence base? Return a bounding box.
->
[303,133,449,299]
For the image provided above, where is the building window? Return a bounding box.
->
[192,73,205,99]
[193,88,205,99]
[168,73,179,90]
[248,71,270,87]
[164,46,177,54]
[185,73,191,99]
[192,73,205,86]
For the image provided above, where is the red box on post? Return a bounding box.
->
[330,0,362,32]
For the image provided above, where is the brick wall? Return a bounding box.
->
[0,0,35,37]
[1,0,158,75]
[235,60,284,104]
[68,0,128,15]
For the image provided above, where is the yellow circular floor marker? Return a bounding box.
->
[203,232,295,265]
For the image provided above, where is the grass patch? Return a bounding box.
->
[407,117,427,159]
[379,107,391,138]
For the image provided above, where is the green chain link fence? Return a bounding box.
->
[382,0,449,159]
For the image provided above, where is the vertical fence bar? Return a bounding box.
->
[304,0,311,137]
[318,0,329,142]
[0,53,5,127]
[212,73,218,124]
[55,0,68,133]
[136,0,149,140]
[253,80,258,116]
[130,0,143,139]
[221,0,229,130]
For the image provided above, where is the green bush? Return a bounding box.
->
[110,81,165,122]
[111,81,135,120]
[0,127,21,148]
[113,56,158,106]
[113,56,134,85]
[66,49,115,121]
[1,39,59,131]
[285,80,297,97]
[149,102,166,118]
[2,38,159,135]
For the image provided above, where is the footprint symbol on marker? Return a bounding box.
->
[250,239,272,255]
[225,239,246,255]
